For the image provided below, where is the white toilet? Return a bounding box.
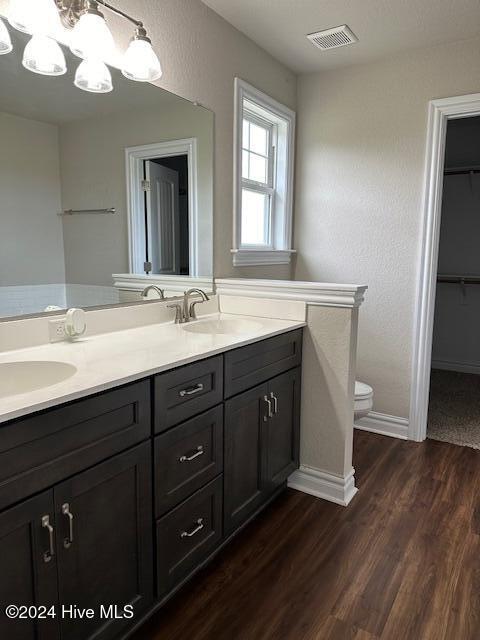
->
[354,381,374,422]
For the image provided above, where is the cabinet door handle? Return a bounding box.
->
[270,392,278,415]
[264,395,273,419]
[41,515,55,563]
[179,383,204,398]
[179,445,204,462]
[181,518,204,539]
[62,503,74,549]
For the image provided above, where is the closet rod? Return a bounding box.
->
[444,166,480,176]
[437,275,480,284]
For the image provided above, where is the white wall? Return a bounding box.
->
[432,117,480,373]
[0,111,65,286]
[294,36,480,420]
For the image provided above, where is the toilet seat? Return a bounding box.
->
[354,380,373,421]
[355,381,373,400]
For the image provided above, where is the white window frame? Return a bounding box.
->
[232,78,296,266]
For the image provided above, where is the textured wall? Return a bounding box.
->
[0,111,65,287]
[294,36,480,420]
[0,0,297,279]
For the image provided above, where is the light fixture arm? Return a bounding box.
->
[96,1,143,28]
[55,0,144,30]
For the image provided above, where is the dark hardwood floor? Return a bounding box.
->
[133,431,480,640]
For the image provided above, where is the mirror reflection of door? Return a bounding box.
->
[143,155,190,276]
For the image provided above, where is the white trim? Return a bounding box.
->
[231,249,296,266]
[113,273,214,294]
[233,78,296,265]
[125,138,200,276]
[288,466,357,506]
[355,411,409,440]
[215,278,367,309]
[431,359,480,375]
[410,93,480,442]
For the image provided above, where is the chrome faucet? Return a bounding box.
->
[168,288,210,324]
[141,285,165,300]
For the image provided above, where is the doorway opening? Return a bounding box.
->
[427,116,480,447]
[410,93,480,442]
[125,138,199,277]
[143,155,190,276]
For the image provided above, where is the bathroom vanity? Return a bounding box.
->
[0,319,303,640]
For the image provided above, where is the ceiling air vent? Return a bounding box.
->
[307,25,358,50]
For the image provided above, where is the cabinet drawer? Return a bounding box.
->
[0,380,151,512]
[155,406,223,516]
[154,356,223,433]
[224,329,302,398]
[156,476,222,597]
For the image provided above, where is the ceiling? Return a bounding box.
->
[0,29,195,126]
[202,0,480,73]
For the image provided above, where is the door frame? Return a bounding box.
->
[125,138,199,275]
[409,93,480,441]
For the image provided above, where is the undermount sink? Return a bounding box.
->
[0,361,77,399]
[182,318,263,336]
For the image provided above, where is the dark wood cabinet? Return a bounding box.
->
[224,383,269,535]
[55,442,153,640]
[224,368,301,535]
[0,491,60,640]
[156,476,222,597]
[0,329,302,640]
[264,368,301,491]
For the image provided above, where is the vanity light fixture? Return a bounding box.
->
[122,26,162,82]
[9,0,67,76]
[74,57,112,92]
[69,0,114,60]
[0,18,13,54]
[3,0,162,91]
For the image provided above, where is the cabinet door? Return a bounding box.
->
[55,442,153,640]
[0,491,59,640]
[224,383,268,535]
[265,368,301,490]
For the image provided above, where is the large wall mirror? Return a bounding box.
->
[0,29,213,319]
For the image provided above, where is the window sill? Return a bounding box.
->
[231,249,296,267]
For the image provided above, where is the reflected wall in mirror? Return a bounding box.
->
[0,29,213,319]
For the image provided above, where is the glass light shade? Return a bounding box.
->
[74,58,113,93]
[8,0,61,36]
[70,12,115,60]
[121,39,162,82]
[22,34,67,76]
[0,18,13,54]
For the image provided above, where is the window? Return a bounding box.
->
[233,79,296,266]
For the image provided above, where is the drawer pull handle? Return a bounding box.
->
[181,518,204,539]
[62,503,74,549]
[41,515,55,563]
[270,392,278,415]
[264,395,273,419]
[179,383,204,398]
[179,445,204,463]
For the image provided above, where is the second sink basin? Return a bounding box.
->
[0,361,77,399]
[182,318,262,336]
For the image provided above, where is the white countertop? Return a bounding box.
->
[0,313,305,424]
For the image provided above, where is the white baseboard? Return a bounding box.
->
[355,411,409,440]
[288,466,358,506]
[432,359,480,375]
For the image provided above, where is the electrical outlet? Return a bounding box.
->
[49,318,66,343]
